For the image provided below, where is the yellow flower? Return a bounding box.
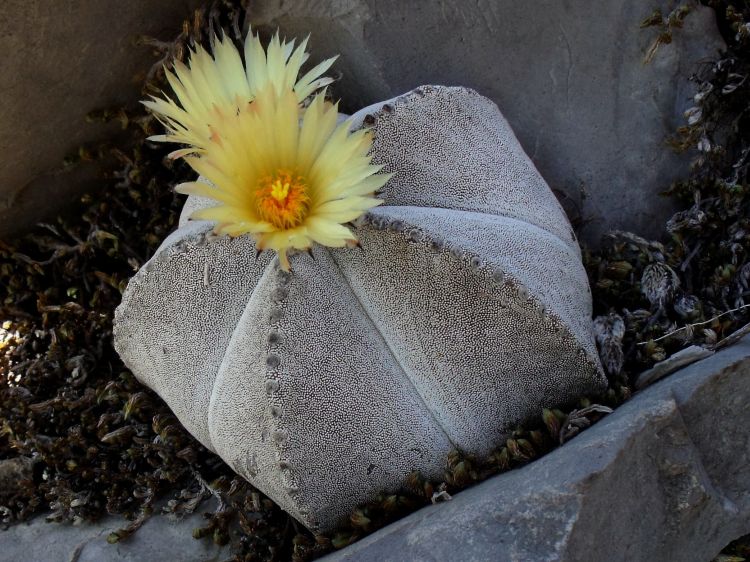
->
[172,86,389,271]
[143,30,337,152]
[145,31,391,271]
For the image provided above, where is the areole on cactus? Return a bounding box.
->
[114,29,606,532]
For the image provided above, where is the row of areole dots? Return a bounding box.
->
[265,266,290,408]
[261,264,312,518]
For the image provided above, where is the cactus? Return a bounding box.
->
[114,85,606,532]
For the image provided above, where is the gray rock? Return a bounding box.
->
[0,511,228,562]
[0,0,203,239]
[247,0,725,245]
[324,335,750,562]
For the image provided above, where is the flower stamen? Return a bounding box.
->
[255,169,310,229]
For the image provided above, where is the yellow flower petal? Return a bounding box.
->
[145,29,337,151]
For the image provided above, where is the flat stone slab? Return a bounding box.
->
[0,510,228,562]
[325,336,750,562]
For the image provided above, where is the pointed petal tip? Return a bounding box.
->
[146,134,169,143]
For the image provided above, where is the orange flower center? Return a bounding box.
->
[255,169,310,229]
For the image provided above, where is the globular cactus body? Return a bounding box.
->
[114,86,606,531]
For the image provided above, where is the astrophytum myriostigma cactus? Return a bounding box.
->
[114,85,606,532]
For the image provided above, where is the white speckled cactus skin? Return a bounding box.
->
[114,85,606,532]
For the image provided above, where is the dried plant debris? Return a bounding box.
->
[588,0,750,388]
[0,1,749,560]
[640,3,694,63]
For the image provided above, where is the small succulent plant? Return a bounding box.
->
[114,27,605,531]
